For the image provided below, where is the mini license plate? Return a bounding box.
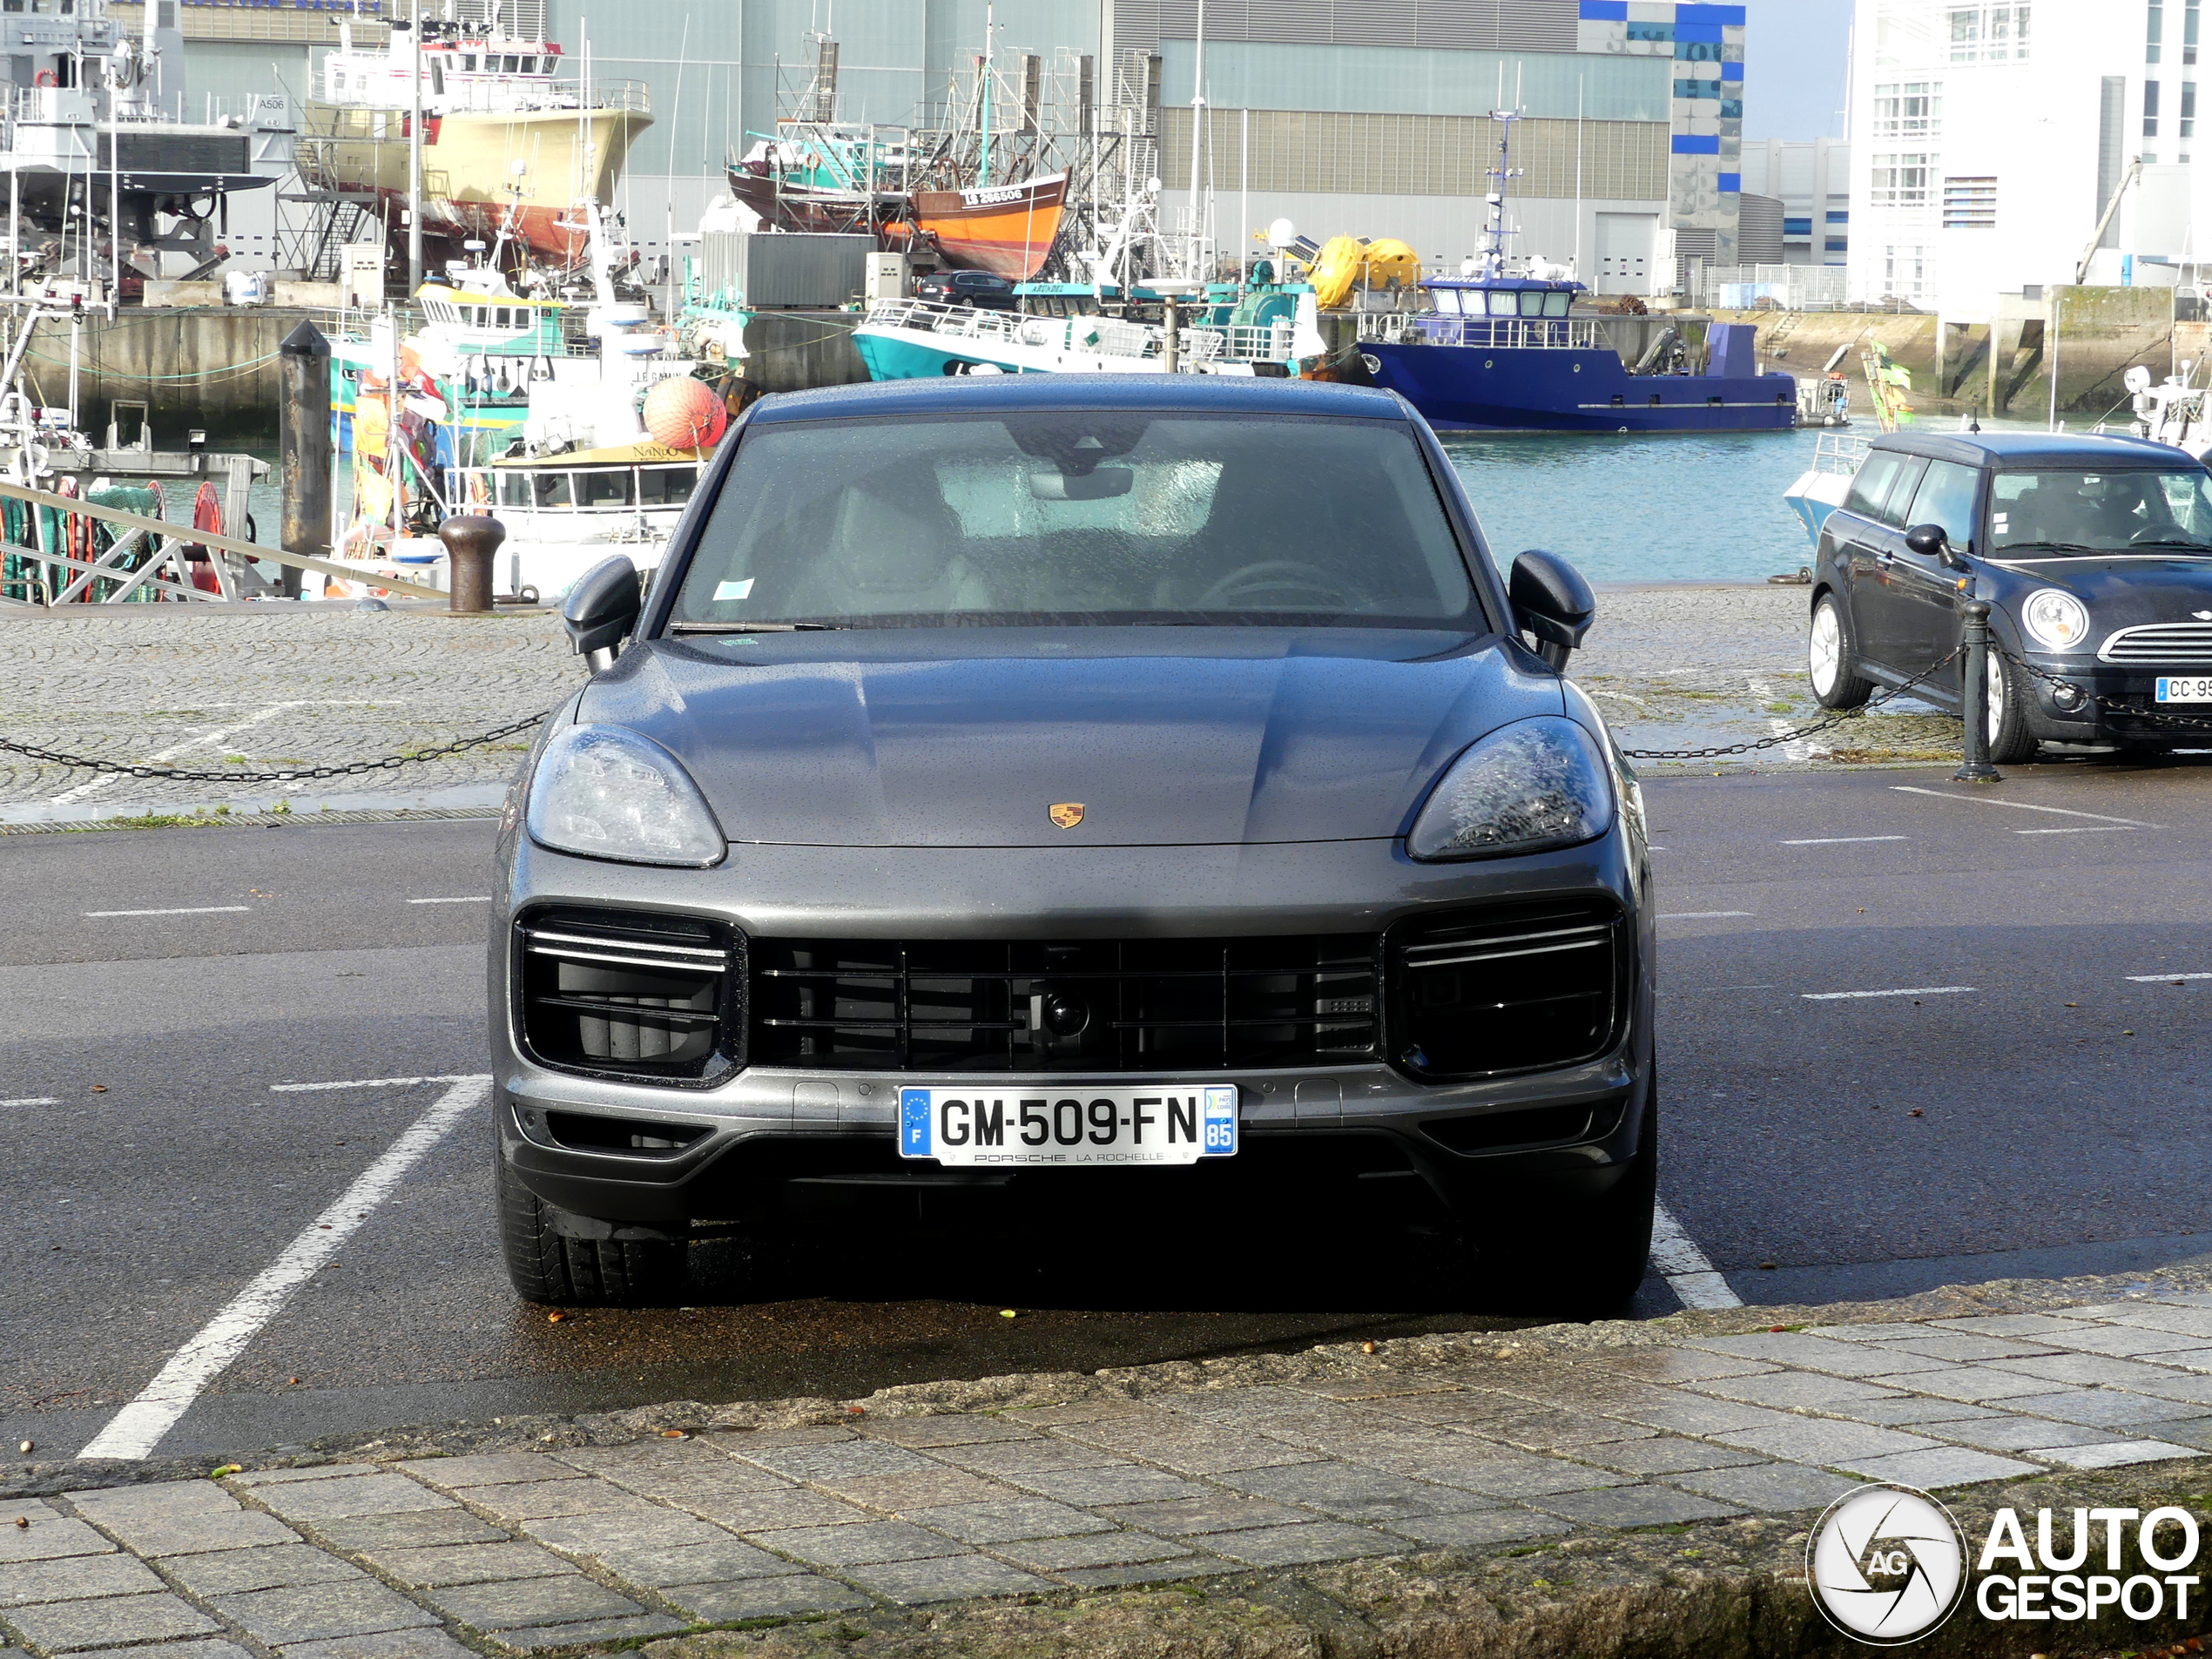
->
[898,1086,1238,1167]
[2156,677,2212,703]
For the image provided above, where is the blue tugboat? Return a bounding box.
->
[1354,115,1797,434]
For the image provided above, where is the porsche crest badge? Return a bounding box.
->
[1049,802,1085,829]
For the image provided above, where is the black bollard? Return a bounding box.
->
[277,320,332,602]
[438,515,506,614]
[1954,598,2002,784]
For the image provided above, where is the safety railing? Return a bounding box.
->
[1353,312,1608,351]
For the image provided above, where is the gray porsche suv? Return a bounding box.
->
[490,376,1656,1312]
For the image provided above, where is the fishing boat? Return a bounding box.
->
[302,12,651,266]
[906,175,1068,280]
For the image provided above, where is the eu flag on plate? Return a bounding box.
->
[900,1088,932,1157]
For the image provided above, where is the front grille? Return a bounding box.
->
[749,935,1379,1072]
[516,907,741,1084]
[1389,900,1623,1081]
[2100,623,2212,664]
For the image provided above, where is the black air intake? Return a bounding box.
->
[1390,900,1622,1080]
[516,908,739,1083]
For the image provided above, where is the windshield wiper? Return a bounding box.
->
[1994,541,2110,555]
[2122,538,2212,551]
[668,621,849,633]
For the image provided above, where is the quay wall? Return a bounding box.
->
[29,306,314,446]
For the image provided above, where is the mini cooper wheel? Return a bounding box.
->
[497,1156,690,1308]
[1809,593,1872,709]
[1985,651,2037,764]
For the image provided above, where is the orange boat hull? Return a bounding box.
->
[913,173,1067,280]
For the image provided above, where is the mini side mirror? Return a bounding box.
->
[1509,550,1596,671]
[1905,522,1971,570]
[564,554,642,671]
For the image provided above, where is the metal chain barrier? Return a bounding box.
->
[0,708,555,784]
[1993,643,2212,736]
[1619,650,1963,761]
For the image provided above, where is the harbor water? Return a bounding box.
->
[1443,427,1826,588]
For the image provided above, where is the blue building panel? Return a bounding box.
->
[1826,209,1850,222]
[1721,60,1743,81]
[1825,238,1850,252]
[1671,134,1721,154]
[1718,172,1741,192]
[1676,3,1749,22]
[1579,0,1629,16]
[1784,217,1812,235]
[1674,22,1725,43]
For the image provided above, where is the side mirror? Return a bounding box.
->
[1508,550,1596,671]
[563,554,641,671]
[1904,522,1971,570]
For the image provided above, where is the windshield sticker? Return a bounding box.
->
[1993,513,2008,533]
[714,578,755,602]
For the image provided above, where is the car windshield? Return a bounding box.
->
[666,411,1481,630]
[1989,469,2212,554]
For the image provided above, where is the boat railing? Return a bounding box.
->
[1353,312,1608,351]
[863,300,1291,366]
[1811,431,1872,474]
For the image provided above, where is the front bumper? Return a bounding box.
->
[2019,655,2212,743]
[489,829,1656,1234]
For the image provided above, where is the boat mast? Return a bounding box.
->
[980,3,994,187]
[1184,0,1204,280]
[1478,109,1521,280]
[408,0,423,292]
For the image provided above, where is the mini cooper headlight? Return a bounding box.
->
[527,724,726,867]
[2020,589,2091,651]
[1408,717,1615,861]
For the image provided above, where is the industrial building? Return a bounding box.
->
[146,0,1759,297]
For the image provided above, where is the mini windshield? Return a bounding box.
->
[1989,469,2212,554]
[667,412,1481,630]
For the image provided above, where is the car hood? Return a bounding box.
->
[1992,556,2212,627]
[577,631,1563,847]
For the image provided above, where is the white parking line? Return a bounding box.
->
[2014,826,2134,836]
[78,1076,491,1460]
[1657,911,1755,920]
[1781,835,1908,846]
[1,1096,59,1107]
[407,896,491,905]
[270,1073,488,1094]
[1803,986,1977,1001]
[1650,1201,1742,1310]
[2128,972,2212,982]
[83,906,251,918]
[1890,785,2157,828]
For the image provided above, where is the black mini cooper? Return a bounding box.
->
[1809,430,2212,759]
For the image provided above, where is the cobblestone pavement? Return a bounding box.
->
[16,1285,2212,1654]
[0,609,579,813]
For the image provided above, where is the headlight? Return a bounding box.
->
[1408,717,1614,861]
[526,725,725,867]
[2020,589,2091,651]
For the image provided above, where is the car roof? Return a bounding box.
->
[747,374,1413,424]
[1871,429,2198,469]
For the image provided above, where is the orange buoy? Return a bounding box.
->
[642,377,727,449]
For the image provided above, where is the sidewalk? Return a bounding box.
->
[11,1265,2212,1656]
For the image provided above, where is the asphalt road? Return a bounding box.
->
[5,756,2211,1461]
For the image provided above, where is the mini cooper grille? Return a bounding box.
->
[2099,624,2212,664]
[749,936,1380,1071]
[1390,900,1622,1080]
[517,908,739,1082]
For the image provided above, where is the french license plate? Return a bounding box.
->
[898,1086,1238,1167]
[2156,677,2212,703]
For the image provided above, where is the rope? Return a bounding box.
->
[23,347,287,383]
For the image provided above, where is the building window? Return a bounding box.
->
[1871,153,1935,208]
[2189,0,2201,64]
[2148,79,2163,136]
[2188,81,2200,136]
[1882,244,1931,300]
[1784,216,1813,236]
[2152,0,2165,61]
[1827,208,1851,223]
[1873,81,1943,138]
[1942,175,1998,227]
[1949,3,2031,62]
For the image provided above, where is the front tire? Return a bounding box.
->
[1809,593,1872,709]
[497,1156,689,1307]
[1985,651,2037,764]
